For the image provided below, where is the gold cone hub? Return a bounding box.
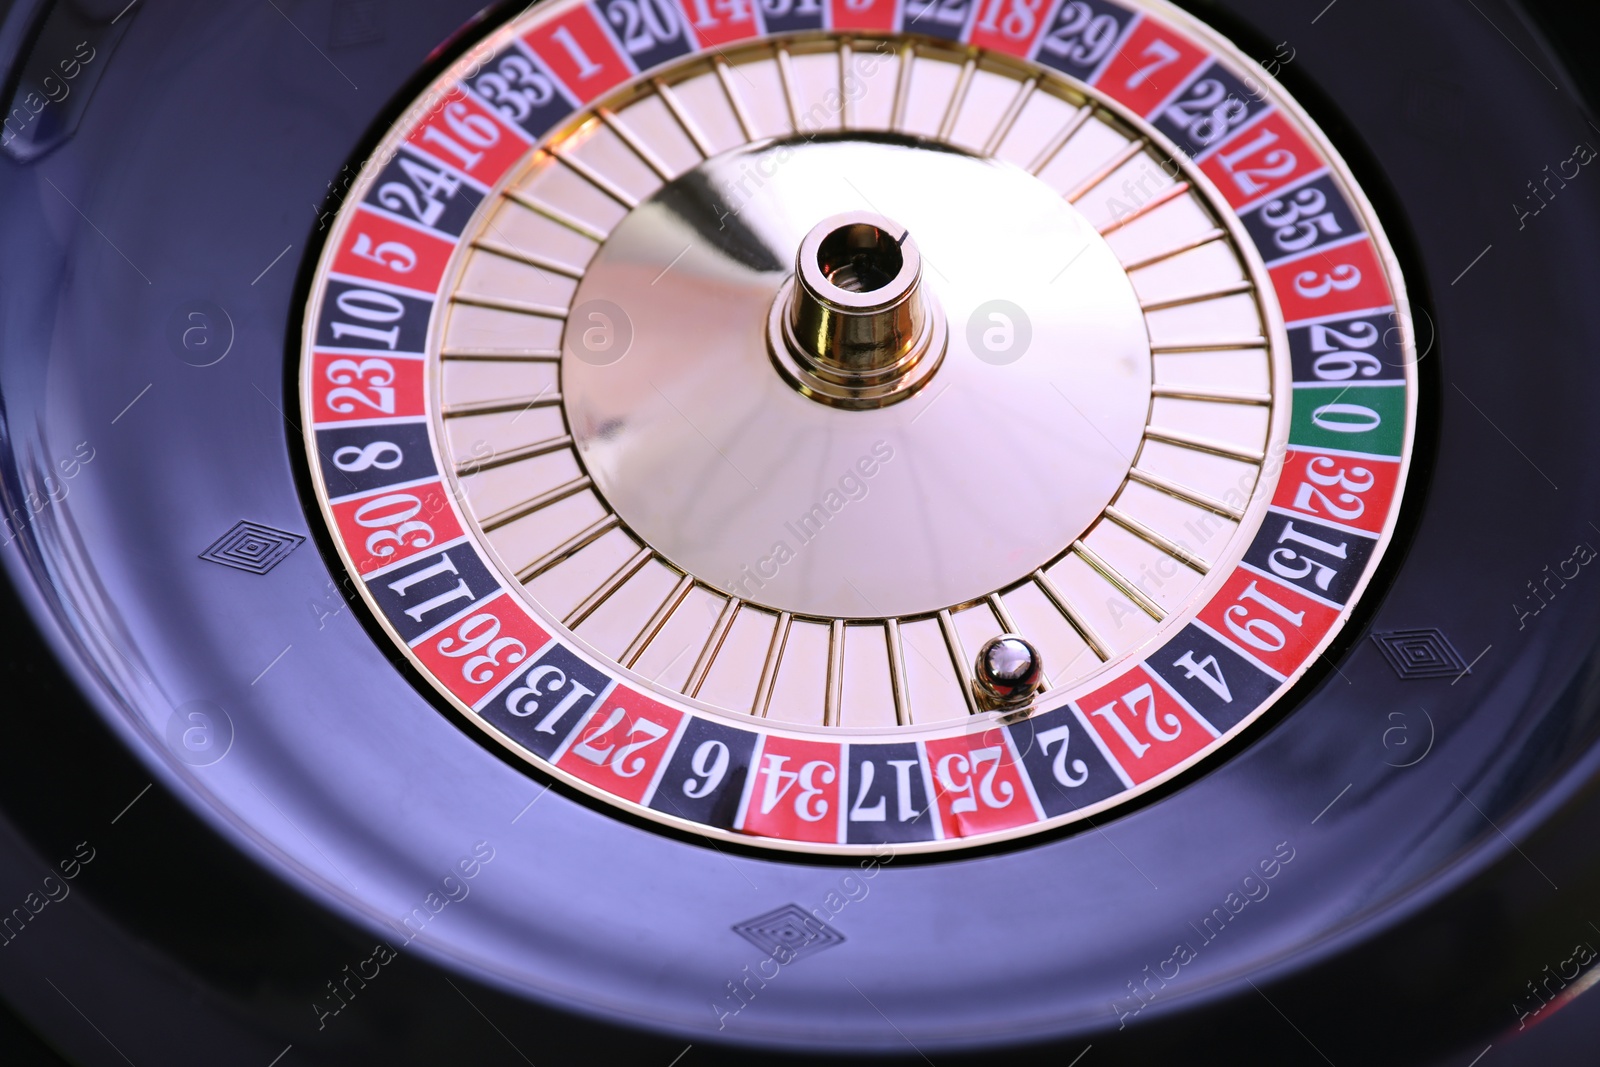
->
[772,211,946,409]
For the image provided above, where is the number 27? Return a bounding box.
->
[572,709,667,778]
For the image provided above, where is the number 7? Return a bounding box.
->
[1127,39,1180,90]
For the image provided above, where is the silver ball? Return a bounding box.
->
[975,634,1043,708]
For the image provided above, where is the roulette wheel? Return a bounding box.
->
[1,0,1599,1061]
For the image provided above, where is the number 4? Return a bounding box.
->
[1173,651,1232,703]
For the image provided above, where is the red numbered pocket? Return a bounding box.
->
[740,735,845,844]
[1076,667,1214,784]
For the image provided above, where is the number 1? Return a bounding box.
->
[550,25,602,79]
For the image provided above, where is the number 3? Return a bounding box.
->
[1293,263,1361,299]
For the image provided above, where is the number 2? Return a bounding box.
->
[1037,725,1089,787]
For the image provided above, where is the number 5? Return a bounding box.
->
[350,234,417,273]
